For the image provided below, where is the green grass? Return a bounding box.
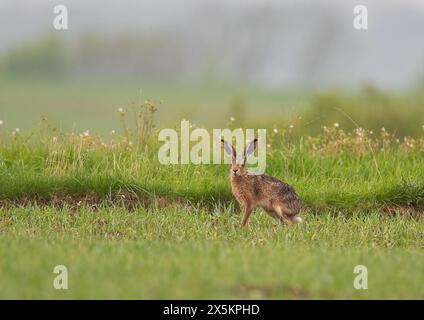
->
[0,207,422,299]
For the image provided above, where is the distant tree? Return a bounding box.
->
[0,35,67,79]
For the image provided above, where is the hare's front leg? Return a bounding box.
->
[241,205,253,227]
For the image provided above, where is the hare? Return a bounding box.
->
[222,138,302,227]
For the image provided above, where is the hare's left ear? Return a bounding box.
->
[221,139,236,164]
[243,138,258,164]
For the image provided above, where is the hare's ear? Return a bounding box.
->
[243,138,258,164]
[221,139,236,163]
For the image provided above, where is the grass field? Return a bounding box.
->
[0,80,423,299]
[0,79,308,133]
[0,207,423,299]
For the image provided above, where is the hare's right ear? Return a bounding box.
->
[221,139,236,163]
[243,138,258,164]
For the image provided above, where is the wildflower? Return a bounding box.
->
[83,130,90,137]
[52,137,57,142]
[111,130,116,135]
[12,128,20,137]
[128,141,133,146]
[267,144,271,148]
[334,123,339,128]
[230,117,235,122]
[273,128,278,133]
[355,128,364,137]
[118,108,126,115]
[289,124,294,129]
[0,120,3,126]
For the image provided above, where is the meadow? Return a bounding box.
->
[0,80,423,299]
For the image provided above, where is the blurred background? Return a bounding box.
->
[0,0,424,135]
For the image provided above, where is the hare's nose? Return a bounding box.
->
[232,169,238,173]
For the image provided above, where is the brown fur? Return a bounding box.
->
[223,139,301,226]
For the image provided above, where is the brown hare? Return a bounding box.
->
[222,138,302,227]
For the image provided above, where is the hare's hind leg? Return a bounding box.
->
[261,206,282,222]
[273,205,296,226]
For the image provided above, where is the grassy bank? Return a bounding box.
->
[1,123,424,211]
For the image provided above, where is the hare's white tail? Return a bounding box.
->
[291,215,302,224]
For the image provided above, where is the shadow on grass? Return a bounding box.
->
[1,176,423,218]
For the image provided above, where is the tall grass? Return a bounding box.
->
[1,108,424,212]
[302,85,424,137]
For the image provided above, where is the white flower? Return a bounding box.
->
[334,123,339,128]
[356,128,364,137]
[52,137,57,142]
[118,108,126,115]
[0,120,3,126]
[15,128,20,132]
[273,128,278,133]
[83,130,89,137]
[230,117,235,122]
[289,124,294,129]
[111,130,116,135]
